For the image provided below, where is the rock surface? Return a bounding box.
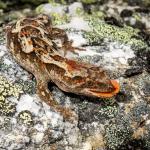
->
[0,0,150,150]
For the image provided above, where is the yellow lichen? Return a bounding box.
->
[17,110,33,125]
[84,15,148,50]
[0,75,23,115]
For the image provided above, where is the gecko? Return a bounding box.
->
[5,14,120,121]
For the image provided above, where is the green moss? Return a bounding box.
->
[84,15,148,50]
[0,75,22,116]
[17,110,33,125]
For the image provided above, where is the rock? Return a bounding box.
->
[1,1,150,149]
[120,9,133,18]
[124,67,143,77]
[123,0,150,7]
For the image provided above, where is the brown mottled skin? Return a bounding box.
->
[5,14,120,121]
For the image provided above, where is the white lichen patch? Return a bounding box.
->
[16,94,41,116]
[0,45,7,54]
[58,16,90,31]
[67,32,87,47]
[3,58,14,65]
[0,49,5,57]
[15,92,63,130]
[101,42,135,70]
[74,41,135,73]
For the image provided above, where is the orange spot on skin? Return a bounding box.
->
[88,80,120,98]
[66,60,85,71]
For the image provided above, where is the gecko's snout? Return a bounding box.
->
[85,80,120,98]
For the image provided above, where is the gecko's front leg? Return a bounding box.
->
[36,78,77,122]
[24,58,77,122]
[50,27,85,56]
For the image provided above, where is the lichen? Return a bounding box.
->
[36,5,70,25]
[0,75,22,116]
[99,105,118,118]
[84,15,148,50]
[145,129,150,149]
[17,110,33,125]
[105,101,150,150]
[16,79,36,94]
[0,116,12,131]
[0,62,11,73]
[129,101,150,123]
[105,122,132,150]
[0,96,16,116]
[51,12,70,25]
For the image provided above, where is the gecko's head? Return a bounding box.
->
[59,60,120,98]
[75,69,120,98]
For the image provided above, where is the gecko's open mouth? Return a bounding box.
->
[86,80,120,98]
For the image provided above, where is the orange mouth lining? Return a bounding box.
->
[87,80,120,98]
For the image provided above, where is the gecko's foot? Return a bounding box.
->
[62,40,85,56]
